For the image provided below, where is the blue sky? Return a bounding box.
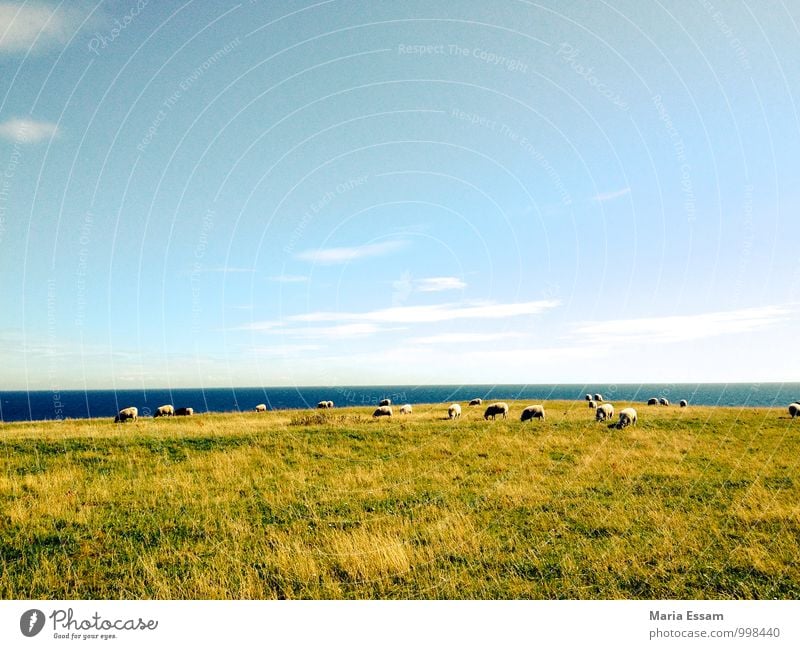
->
[0,0,798,389]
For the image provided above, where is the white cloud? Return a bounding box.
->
[407,332,523,345]
[295,240,406,264]
[236,299,560,341]
[572,305,792,344]
[0,117,58,143]
[267,274,308,283]
[0,3,80,53]
[250,344,320,356]
[592,187,630,202]
[273,323,386,339]
[416,276,467,292]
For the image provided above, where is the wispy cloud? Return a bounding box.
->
[250,344,320,356]
[289,299,561,325]
[0,3,81,53]
[407,332,523,345]
[237,299,561,338]
[295,240,406,264]
[201,267,254,273]
[592,187,631,202]
[267,274,308,283]
[416,276,467,292]
[0,117,58,143]
[572,305,793,344]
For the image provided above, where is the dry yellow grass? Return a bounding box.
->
[1,400,798,598]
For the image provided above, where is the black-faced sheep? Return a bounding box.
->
[520,405,545,421]
[373,406,393,417]
[617,407,637,428]
[114,407,138,423]
[595,403,614,422]
[483,402,509,420]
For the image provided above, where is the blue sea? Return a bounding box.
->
[1,383,799,423]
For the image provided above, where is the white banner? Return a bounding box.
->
[0,600,796,648]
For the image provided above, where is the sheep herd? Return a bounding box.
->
[111,395,800,426]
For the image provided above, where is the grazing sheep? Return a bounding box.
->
[659,398,670,406]
[373,406,393,417]
[326,400,334,408]
[114,407,138,423]
[679,399,688,408]
[520,405,545,422]
[647,398,659,406]
[175,407,193,416]
[379,398,391,407]
[317,401,331,409]
[588,400,597,409]
[595,403,614,422]
[593,393,603,402]
[789,403,800,418]
[483,402,509,420]
[585,394,592,401]
[154,404,174,418]
[255,404,267,412]
[617,407,638,429]
[399,404,412,415]
[469,398,482,406]
[448,404,461,419]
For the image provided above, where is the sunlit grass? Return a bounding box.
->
[1,400,798,599]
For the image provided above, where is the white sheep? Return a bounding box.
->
[659,397,670,406]
[153,404,174,418]
[647,398,659,406]
[317,401,331,409]
[114,406,138,423]
[327,400,334,408]
[588,400,597,409]
[617,407,638,428]
[585,394,592,401]
[448,404,461,419]
[399,404,412,414]
[520,405,545,421]
[595,403,614,422]
[175,407,193,416]
[593,393,604,402]
[469,398,482,406]
[789,403,800,418]
[483,402,509,420]
[255,404,267,412]
[373,405,393,417]
[379,398,392,407]
[679,399,688,408]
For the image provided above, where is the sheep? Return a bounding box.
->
[588,400,597,409]
[469,398,482,406]
[617,407,637,429]
[679,400,688,408]
[114,407,138,423]
[175,407,193,416]
[255,404,267,412]
[153,404,174,418]
[399,404,412,415]
[373,406,393,417]
[483,402,509,420]
[659,398,670,406]
[317,401,331,409]
[379,398,391,407]
[520,405,545,422]
[595,403,614,422]
[593,393,604,402]
[448,404,461,419]
[647,398,659,406]
[326,400,334,408]
[789,403,800,418]
[585,394,592,401]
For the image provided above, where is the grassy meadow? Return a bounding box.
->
[1,400,799,599]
